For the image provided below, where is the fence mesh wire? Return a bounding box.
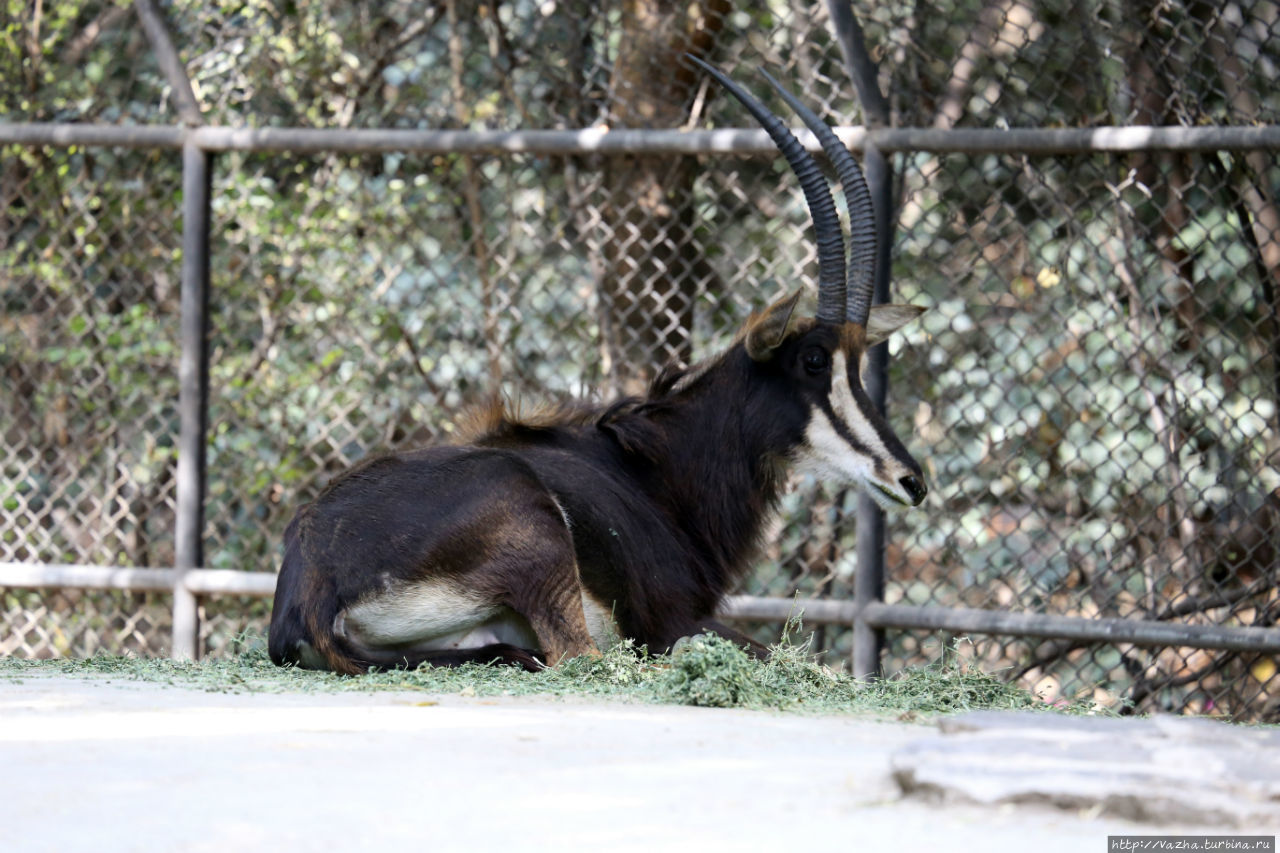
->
[0,588,172,658]
[2,0,1278,719]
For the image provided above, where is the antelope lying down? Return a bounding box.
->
[268,61,928,674]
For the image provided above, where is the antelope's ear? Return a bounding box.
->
[865,304,926,347]
[745,290,803,361]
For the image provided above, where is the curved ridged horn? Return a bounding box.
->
[688,56,847,325]
[758,69,877,328]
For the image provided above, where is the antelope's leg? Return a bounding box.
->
[518,574,600,667]
[506,563,599,666]
[476,490,599,667]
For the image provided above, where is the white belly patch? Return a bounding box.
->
[338,576,620,655]
[339,577,537,652]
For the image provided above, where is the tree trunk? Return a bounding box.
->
[1199,2,1280,362]
[598,0,729,395]
[1120,1,1200,352]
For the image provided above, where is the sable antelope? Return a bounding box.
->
[268,60,928,674]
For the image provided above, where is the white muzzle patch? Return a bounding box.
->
[792,351,917,509]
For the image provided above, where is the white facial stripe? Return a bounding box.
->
[794,351,915,508]
[830,352,896,467]
[796,405,876,482]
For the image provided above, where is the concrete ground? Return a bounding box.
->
[0,676,1266,853]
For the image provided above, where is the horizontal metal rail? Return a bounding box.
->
[4,122,1280,154]
[0,123,187,148]
[860,602,1280,653]
[182,569,277,596]
[4,563,1276,654]
[872,124,1280,153]
[0,563,176,592]
[721,595,1280,653]
[0,563,276,596]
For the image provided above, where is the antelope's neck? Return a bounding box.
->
[645,371,783,583]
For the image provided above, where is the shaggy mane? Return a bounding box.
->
[454,355,725,448]
[454,393,608,444]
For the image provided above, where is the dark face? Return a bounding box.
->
[763,319,928,508]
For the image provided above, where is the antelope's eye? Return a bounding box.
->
[802,348,830,375]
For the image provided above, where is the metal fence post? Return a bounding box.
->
[827,0,897,679]
[851,139,895,679]
[172,140,212,660]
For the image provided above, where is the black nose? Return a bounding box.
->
[899,475,927,505]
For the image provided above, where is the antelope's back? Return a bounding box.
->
[267,421,718,667]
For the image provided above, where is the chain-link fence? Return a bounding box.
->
[2,0,1278,721]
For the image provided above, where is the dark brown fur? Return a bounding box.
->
[268,297,918,673]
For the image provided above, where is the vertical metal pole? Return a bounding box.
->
[852,140,894,679]
[172,140,212,660]
[827,0,897,680]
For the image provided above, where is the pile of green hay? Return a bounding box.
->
[0,631,1101,718]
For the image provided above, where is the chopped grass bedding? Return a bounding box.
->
[0,631,1106,718]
